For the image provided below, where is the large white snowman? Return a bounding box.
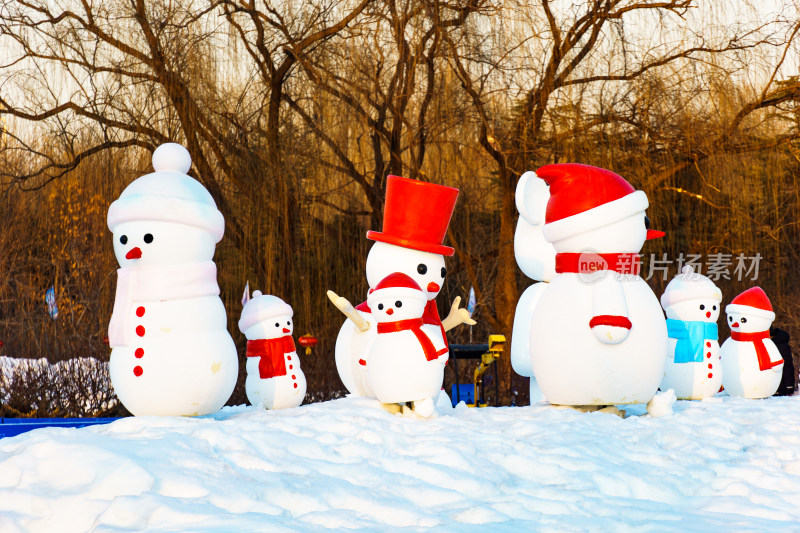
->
[366,272,448,416]
[107,143,238,416]
[510,171,557,403]
[660,266,723,399]
[329,175,474,398]
[239,291,307,409]
[522,163,668,406]
[721,287,784,398]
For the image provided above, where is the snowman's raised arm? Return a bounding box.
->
[326,290,370,332]
[442,296,477,332]
[589,275,632,344]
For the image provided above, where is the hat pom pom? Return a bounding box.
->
[153,143,192,174]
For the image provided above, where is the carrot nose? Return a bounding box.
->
[706,311,711,318]
[732,322,739,328]
[386,308,394,315]
[282,328,290,333]
[126,247,142,259]
[426,282,440,292]
[646,230,665,240]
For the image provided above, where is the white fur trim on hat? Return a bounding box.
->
[543,190,648,243]
[238,291,293,333]
[660,266,723,309]
[725,303,775,322]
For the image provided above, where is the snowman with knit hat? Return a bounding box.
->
[522,163,668,407]
[365,272,448,416]
[239,292,306,409]
[327,175,475,399]
[660,266,723,400]
[721,287,784,398]
[107,143,238,416]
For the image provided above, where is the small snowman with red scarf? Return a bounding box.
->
[721,287,783,399]
[366,272,448,416]
[107,143,238,416]
[328,175,474,399]
[660,266,723,400]
[523,164,668,408]
[239,291,306,409]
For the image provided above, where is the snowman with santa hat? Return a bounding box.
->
[660,266,723,400]
[519,163,668,408]
[721,287,784,398]
[107,143,238,416]
[365,272,448,416]
[238,291,306,409]
[327,175,475,400]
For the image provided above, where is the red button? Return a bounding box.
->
[293,383,298,389]
[706,353,711,358]
[358,359,366,366]
[708,363,713,369]
[289,365,293,370]
[134,366,143,377]
[136,325,145,337]
[292,375,296,380]
[708,373,713,379]
[135,348,144,358]
[706,342,711,347]
[136,306,145,317]
[287,356,292,361]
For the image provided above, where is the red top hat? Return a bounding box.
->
[367,175,459,256]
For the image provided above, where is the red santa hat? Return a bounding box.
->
[107,143,225,242]
[238,291,294,334]
[367,272,426,308]
[534,163,655,243]
[367,175,459,256]
[725,286,775,322]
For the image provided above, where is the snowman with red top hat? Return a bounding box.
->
[107,143,238,416]
[365,272,448,416]
[328,175,475,399]
[239,291,307,409]
[721,287,783,398]
[521,163,668,408]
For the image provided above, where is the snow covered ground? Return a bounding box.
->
[1,395,800,532]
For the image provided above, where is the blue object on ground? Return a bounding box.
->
[0,418,121,439]
[451,384,474,406]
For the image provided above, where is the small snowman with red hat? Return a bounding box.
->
[660,266,723,400]
[511,171,557,404]
[365,272,448,416]
[239,291,306,409]
[721,287,783,398]
[521,163,668,408]
[328,175,474,399]
[107,143,238,416]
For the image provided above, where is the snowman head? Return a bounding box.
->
[531,164,664,254]
[726,286,775,334]
[366,242,446,300]
[107,143,225,268]
[367,272,427,323]
[661,266,722,321]
[238,291,294,340]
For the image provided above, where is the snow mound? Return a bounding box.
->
[1,396,800,531]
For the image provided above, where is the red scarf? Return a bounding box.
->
[377,318,448,362]
[731,331,784,371]
[357,298,448,348]
[246,336,295,379]
[555,253,641,275]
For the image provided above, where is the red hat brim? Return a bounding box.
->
[366,230,455,256]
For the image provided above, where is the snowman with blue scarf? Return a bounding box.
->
[660,266,723,400]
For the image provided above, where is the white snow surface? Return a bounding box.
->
[2,395,800,532]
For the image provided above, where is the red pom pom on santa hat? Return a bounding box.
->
[726,286,775,322]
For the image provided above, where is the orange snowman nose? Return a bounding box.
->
[126,247,142,259]
[386,308,394,315]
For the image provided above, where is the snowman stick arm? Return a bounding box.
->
[326,290,370,332]
[442,296,477,332]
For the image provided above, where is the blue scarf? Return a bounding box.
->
[666,319,719,363]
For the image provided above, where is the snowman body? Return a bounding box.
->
[240,296,306,410]
[107,145,238,416]
[721,290,783,398]
[365,274,447,405]
[335,241,447,397]
[660,268,723,400]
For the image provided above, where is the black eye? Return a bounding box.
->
[275,322,279,327]
[741,317,748,323]
[417,264,427,275]
[378,303,384,310]
[645,216,651,229]
[728,316,733,322]
[395,301,402,308]
[713,305,717,311]
[144,233,153,244]
[441,267,447,278]
[287,321,290,326]
[700,305,705,310]
[120,235,128,245]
